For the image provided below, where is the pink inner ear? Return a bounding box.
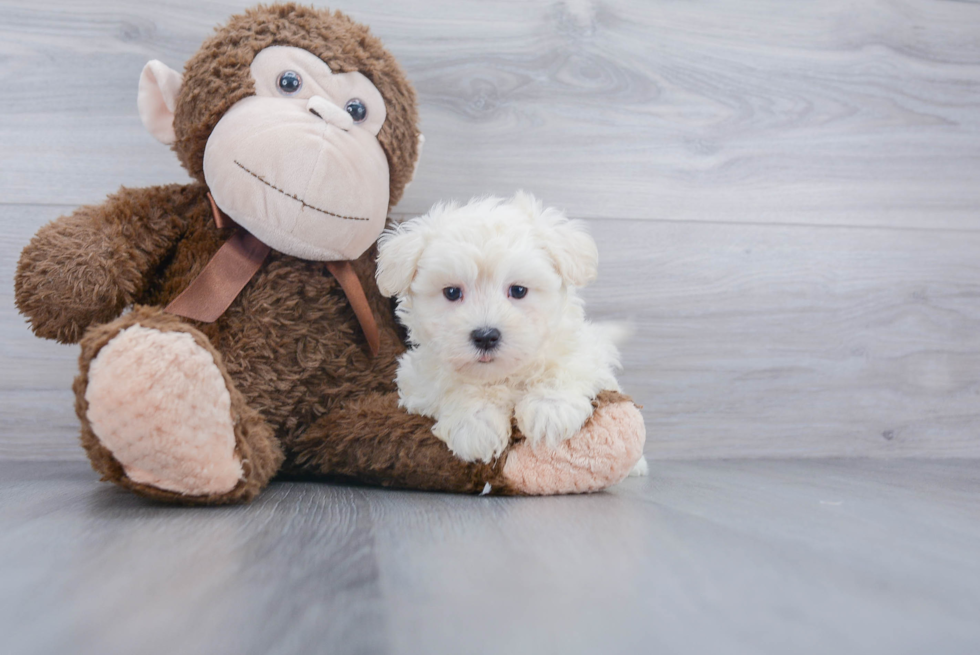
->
[138,60,182,145]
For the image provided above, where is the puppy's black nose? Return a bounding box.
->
[471,327,501,351]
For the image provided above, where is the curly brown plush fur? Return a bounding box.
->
[173,4,419,207]
[15,184,204,344]
[14,4,643,503]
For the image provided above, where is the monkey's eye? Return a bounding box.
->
[345,98,368,123]
[509,285,528,299]
[277,70,303,95]
[443,287,462,302]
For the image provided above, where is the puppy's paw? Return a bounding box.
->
[516,392,595,450]
[433,408,511,463]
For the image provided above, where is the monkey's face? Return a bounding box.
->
[138,7,422,261]
[202,46,390,261]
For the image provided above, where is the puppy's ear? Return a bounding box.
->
[514,192,598,287]
[376,221,427,297]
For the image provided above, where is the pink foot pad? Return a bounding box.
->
[85,325,243,496]
[503,400,646,495]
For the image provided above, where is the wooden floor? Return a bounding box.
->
[2,459,979,655]
[2,2,980,653]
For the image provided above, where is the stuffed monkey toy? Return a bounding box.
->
[14,4,645,505]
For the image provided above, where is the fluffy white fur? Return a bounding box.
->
[378,192,641,468]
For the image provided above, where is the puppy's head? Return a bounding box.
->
[377,192,598,382]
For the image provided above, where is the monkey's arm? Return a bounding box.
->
[287,390,645,495]
[15,184,202,344]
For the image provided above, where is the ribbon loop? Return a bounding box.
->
[164,192,380,356]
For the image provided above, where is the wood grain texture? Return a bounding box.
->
[5,204,980,459]
[2,1,980,460]
[0,204,80,460]
[0,0,979,227]
[2,460,979,654]
[596,220,980,459]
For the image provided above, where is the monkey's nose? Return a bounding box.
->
[306,96,353,131]
[470,327,501,352]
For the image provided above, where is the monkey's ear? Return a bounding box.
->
[516,192,598,287]
[138,60,183,145]
[376,220,428,297]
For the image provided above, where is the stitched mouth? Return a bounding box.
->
[233,160,369,222]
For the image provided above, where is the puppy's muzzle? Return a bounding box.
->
[470,327,501,352]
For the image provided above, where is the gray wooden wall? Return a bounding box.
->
[2,0,979,460]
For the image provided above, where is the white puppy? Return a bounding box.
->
[377,193,643,471]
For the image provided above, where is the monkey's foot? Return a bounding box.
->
[76,307,283,504]
[85,324,242,495]
[502,391,646,495]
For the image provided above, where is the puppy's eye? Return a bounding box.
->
[509,285,528,299]
[443,287,462,302]
[277,70,303,95]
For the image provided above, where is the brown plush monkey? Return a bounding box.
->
[14,4,645,505]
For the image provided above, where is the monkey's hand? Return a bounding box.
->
[15,184,197,344]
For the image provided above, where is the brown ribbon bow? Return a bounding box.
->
[165,193,380,356]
